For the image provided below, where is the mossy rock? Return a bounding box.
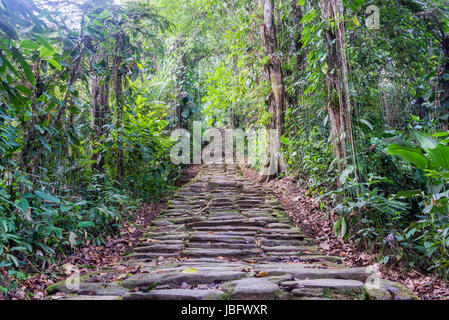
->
[364,279,418,300]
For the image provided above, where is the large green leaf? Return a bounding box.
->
[78,221,95,228]
[20,40,39,50]
[410,130,438,153]
[387,144,428,169]
[34,191,60,203]
[388,190,422,200]
[40,46,55,58]
[428,144,449,171]
[0,20,18,39]
[10,48,35,86]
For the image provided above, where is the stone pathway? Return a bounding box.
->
[47,164,417,300]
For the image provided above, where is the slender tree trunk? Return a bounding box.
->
[175,37,187,129]
[319,0,354,171]
[91,76,109,173]
[291,0,305,72]
[439,36,449,130]
[259,0,287,179]
[114,54,124,181]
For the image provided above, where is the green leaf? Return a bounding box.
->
[340,218,348,238]
[359,118,373,130]
[298,0,305,5]
[280,135,289,145]
[432,132,449,138]
[20,40,39,50]
[78,221,95,228]
[0,20,18,39]
[34,191,60,203]
[333,218,342,237]
[47,58,62,70]
[99,9,110,19]
[181,268,198,274]
[410,130,438,153]
[339,166,353,185]
[15,85,32,95]
[40,46,55,58]
[428,144,449,171]
[35,35,54,50]
[388,190,422,201]
[387,144,428,169]
[10,48,35,86]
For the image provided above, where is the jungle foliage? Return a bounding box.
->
[0,0,178,276]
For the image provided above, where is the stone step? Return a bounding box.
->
[128,252,180,260]
[122,270,247,288]
[187,220,264,228]
[190,234,255,244]
[283,279,364,293]
[134,244,185,253]
[124,289,226,300]
[182,248,262,258]
[187,242,258,250]
[191,226,260,233]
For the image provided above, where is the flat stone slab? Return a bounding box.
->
[134,244,184,253]
[190,234,254,244]
[251,264,372,282]
[222,278,281,300]
[284,279,364,292]
[124,289,226,300]
[182,248,261,258]
[122,270,247,288]
[364,279,418,300]
[54,295,122,300]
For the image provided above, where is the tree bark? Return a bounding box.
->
[259,0,287,179]
[439,35,449,130]
[318,0,354,169]
[114,54,124,180]
[91,76,110,173]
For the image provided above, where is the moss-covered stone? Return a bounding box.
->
[364,280,418,300]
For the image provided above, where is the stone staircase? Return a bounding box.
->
[47,164,417,300]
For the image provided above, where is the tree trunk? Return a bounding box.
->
[91,76,110,173]
[259,0,287,179]
[318,0,354,170]
[439,35,449,130]
[114,55,124,181]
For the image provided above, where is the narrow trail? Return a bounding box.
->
[47,164,417,300]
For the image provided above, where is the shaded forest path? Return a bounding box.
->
[47,164,417,300]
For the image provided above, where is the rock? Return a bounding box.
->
[182,248,261,258]
[190,234,254,244]
[222,278,282,300]
[284,279,364,292]
[58,295,122,300]
[124,289,226,300]
[364,279,418,300]
[122,270,247,288]
[134,244,184,253]
[46,278,104,294]
[252,264,372,282]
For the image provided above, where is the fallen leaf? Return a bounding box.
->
[255,271,269,278]
[181,268,198,274]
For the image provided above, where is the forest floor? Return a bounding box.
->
[238,165,449,300]
[0,166,201,300]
